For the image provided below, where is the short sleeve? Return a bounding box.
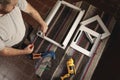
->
[17,0,28,11]
[0,39,5,50]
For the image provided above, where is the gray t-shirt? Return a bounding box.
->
[0,0,28,50]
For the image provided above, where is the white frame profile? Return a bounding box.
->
[81,15,110,39]
[37,0,85,49]
[70,25,101,57]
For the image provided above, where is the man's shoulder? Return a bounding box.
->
[17,0,28,11]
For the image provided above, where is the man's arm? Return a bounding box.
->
[24,3,48,34]
[0,44,34,56]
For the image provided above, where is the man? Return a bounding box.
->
[0,0,48,56]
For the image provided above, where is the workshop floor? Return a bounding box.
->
[0,0,55,80]
[0,0,119,80]
[0,0,79,80]
[0,55,38,80]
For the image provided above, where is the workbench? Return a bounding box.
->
[29,1,116,80]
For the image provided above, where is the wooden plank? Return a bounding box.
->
[83,16,116,80]
[35,1,116,80]
[50,1,84,79]
[69,4,103,80]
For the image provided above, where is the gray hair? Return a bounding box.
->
[0,0,11,5]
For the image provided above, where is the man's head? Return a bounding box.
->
[0,0,18,14]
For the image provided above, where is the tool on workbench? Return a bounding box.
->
[41,51,56,59]
[61,58,76,80]
[32,53,41,59]
[29,51,56,60]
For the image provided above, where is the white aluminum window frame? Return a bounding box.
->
[81,15,110,39]
[70,25,101,57]
[37,1,85,49]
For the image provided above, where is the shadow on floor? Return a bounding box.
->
[92,21,120,80]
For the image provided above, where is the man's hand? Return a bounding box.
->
[40,21,48,34]
[24,44,34,54]
[0,44,34,56]
[25,3,48,34]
